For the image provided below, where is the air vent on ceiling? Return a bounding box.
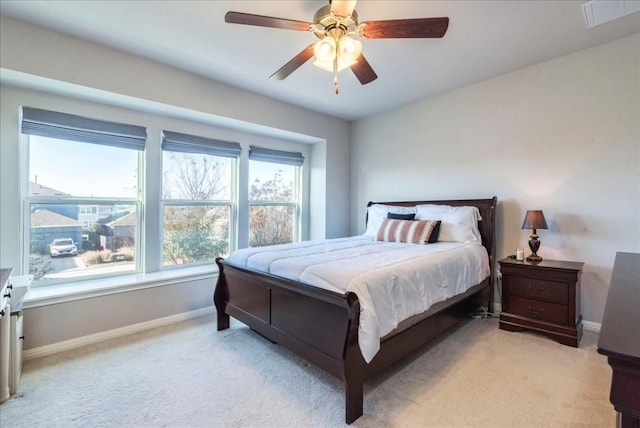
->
[582,0,640,28]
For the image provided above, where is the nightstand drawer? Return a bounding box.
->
[508,276,568,303]
[508,295,568,325]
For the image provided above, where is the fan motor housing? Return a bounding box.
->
[313,5,359,39]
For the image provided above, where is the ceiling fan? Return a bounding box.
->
[225,0,449,94]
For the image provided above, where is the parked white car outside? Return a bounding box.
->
[50,238,78,257]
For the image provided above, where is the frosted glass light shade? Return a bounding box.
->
[338,35,362,64]
[314,38,336,63]
[313,35,362,73]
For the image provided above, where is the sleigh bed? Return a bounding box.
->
[214,197,497,424]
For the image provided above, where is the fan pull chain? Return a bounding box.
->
[333,56,339,94]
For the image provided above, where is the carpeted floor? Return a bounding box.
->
[0,314,615,427]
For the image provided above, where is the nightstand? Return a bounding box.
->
[498,257,584,347]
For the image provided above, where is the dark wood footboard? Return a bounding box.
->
[214,257,367,422]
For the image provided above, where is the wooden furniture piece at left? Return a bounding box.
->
[6,274,30,397]
[214,197,497,424]
[498,257,584,347]
[0,268,12,404]
[598,252,640,428]
[0,269,28,401]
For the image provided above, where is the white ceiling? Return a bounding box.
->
[1,1,639,120]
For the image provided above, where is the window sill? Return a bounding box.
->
[24,264,218,308]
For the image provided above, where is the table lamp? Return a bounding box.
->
[521,210,548,262]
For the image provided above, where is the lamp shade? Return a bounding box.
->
[521,210,548,230]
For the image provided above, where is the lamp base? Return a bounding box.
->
[527,236,542,263]
[526,254,543,263]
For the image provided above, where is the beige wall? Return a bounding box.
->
[351,34,640,324]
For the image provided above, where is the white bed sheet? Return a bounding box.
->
[227,236,489,362]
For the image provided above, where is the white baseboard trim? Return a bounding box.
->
[23,304,601,361]
[492,302,601,332]
[582,320,601,333]
[24,306,215,361]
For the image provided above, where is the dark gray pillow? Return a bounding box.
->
[387,212,415,220]
[428,220,442,243]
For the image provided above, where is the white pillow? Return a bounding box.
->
[415,204,482,244]
[364,204,417,237]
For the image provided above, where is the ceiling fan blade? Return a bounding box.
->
[330,0,357,17]
[225,11,313,32]
[360,17,449,39]
[350,54,377,85]
[270,44,316,80]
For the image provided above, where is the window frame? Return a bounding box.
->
[16,107,310,287]
[160,131,241,269]
[22,135,144,284]
[248,155,303,247]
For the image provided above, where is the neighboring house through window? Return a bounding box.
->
[21,107,145,282]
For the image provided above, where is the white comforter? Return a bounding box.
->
[227,236,489,362]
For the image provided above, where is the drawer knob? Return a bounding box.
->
[528,305,544,315]
[527,284,545,293]
[3,292,10,298]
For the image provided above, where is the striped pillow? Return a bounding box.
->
[376,219,438,244]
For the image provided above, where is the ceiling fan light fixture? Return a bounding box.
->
[338,35,362,64]
[313,37,336,63]
[313,34,361,73]
[312,58,335,72]
[313,57,353,72]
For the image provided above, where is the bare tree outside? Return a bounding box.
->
[162,153,231,265]
[162,154,300,262]
[249,166,297,247]
[163,205,229,265]
[29,221,54,280]
[163,155,227,200]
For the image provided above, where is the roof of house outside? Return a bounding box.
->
[29,181,70,196]
[31,209,82,228]
[107,209,136,227]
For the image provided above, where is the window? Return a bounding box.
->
[22,107,145,283]
[161,131,240,267]
[248,146,303,247]
[19,107,308,286]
